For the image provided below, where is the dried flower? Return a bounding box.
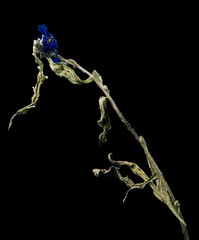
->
[37,24,60,64]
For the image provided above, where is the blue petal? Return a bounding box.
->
[38,24,48,35]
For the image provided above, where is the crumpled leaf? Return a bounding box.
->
[93,165,136,202]
[139,136,187,226]
[93,153,158,202]
[94,152,187,228]
[8,44,47,130]
[48,58,94,85]
[97,96,111,144]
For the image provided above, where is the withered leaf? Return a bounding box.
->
[97,96,111,144]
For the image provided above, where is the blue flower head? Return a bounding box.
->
[38,24,60,64]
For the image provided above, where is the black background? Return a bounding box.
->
[1,2,197,239]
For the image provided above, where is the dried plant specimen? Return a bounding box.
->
[8,24,189,240]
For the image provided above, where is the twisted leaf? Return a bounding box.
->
[8,49,47,130]
[97,96,111,144]
[48,58,94,85]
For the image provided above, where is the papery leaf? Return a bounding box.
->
[93,166,118,178]
[48,58,94,85]
[139,136,187,226]
[8,49,47,130]
[97,96,111,144]
[93,161,157,203]
[91,68,103,85]
[93,165,136,202]
[97,153,187,226]
[108,153,151,181]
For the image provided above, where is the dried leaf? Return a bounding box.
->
[97,96,111,144]
[139,136,187,226]
[48,58,94,85]
[93,166,118,178]
[94,153,159,202]
[8,48,47,130]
